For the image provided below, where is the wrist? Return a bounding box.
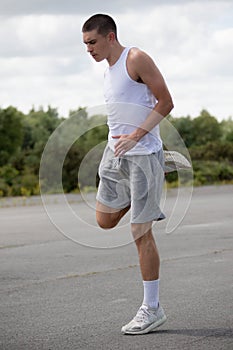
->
[130,128,147,142]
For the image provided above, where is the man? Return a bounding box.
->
[82,14,174,335]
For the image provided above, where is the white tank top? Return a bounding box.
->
[104,47,162,155]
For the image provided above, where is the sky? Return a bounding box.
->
[0,0,232,120]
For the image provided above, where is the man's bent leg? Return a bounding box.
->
[96,201,130,229]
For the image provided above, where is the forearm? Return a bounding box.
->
[113,100,173,157]
[130,100,173,142]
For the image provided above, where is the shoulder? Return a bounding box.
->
[127,47,156,73]
[128,47,154,64]
[126,48,158,82]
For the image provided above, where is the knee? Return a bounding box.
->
[131,223,153,243]
[134,232,157,258]
[97,221,116,229]
[134,232,150,248]
[96,215,118,229]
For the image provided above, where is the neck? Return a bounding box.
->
[107,43,125,66]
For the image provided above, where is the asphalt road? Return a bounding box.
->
[0,185,233,350]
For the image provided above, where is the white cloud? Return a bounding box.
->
[0,0,192,16]
[0,15,83,57]
[0,0,232,120]
[115,1,233,119]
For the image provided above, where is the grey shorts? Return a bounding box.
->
[96,146,165,224]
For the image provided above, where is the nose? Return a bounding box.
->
[87,44,93,53]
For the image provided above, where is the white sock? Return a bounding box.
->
[142,279,159,309]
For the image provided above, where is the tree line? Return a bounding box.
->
[0,106,232,196]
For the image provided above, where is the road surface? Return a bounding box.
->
[1,185,233,349]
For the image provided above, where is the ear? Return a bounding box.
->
[108,32,116,43]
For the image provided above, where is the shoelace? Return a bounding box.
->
[134,306,151,323]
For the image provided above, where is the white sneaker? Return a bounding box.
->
[121,304,167,335]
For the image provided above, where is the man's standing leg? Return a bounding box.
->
[132,223,160,308]
[121,223,167,335]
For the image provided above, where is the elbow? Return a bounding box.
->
[164,98,174,116]
[170,101,174,114]
[168,97,174,113]
[156,95,174,116]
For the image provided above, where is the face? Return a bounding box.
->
[83,29,111,62]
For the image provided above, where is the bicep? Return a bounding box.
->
[136,52,171,101]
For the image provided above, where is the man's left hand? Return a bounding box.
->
[112,134,137,157]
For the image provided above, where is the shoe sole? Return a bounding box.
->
[121,314,167,335]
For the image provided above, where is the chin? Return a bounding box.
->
[94,56,104,62]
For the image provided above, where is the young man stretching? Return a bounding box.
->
[82,14,173,335]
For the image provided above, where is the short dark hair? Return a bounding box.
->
[82,14,117,39]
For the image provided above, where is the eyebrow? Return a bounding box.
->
[83,39,96,45]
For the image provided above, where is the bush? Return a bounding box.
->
[0,179,10,197]
[192,160,233,185]
[190,141,233,161]
[0,165,19,186]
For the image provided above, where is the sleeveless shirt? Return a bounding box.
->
[104,47,162,155]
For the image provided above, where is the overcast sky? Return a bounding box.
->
[0,0,232,120]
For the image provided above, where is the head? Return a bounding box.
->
[82,14,117,39]
[82,14,118,62]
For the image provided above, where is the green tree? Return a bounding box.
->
[20,106,63,174]
[62,114,108,192]
[190,140,233,161]
[192,110,222,146]
[22,106,61,150]
[170,115,195,148]
[220,117,233,142]
[0,107,24,166]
